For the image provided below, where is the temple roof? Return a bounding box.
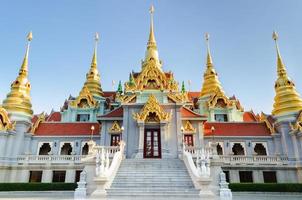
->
[180,107,206,119]
[204,122,271,137]
[34,122,100,136]
[99,106,123,118]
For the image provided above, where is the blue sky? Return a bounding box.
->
[0,0,301,114]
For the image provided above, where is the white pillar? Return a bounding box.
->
[0,132,8,157]
[135,122,144,158]
[42,169,53,183]
[65,169,76,183]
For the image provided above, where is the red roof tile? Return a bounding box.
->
[181,107,206,119]
[243,112,258,122]
[100,107,123,118]
[46,112,61,122]
[188,92,200,101]
[35,122,100,136]
[31,115,39,124]
[204,122,271,137]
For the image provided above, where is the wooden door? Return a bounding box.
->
[111,134,121,146]
[184,134,194,146]
[144,128,161,158]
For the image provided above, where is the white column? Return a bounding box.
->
[0,132,8,157]
[65,169,76,183]
[42,169,53,183]
[135,122,144,158]
[198,122,204,147]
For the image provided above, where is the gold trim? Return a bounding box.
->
[0,107,15,131]
[30,112,46,133]
[108,121,122,134]
[70,86,98,108]
[133,94,171,122]
[183,121,196,133]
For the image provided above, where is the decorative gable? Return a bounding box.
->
[182,121,196,133]
[70,86,98,108]
[108,121,122,133]
[0,107,15,131]
[133,94,171,122]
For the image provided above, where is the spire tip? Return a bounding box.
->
[95,32,99,42]
[272,31,278,41]
[150,5,154,14]
[27,31,33,42]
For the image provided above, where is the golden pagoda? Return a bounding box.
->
[83,32,103,97]
[143,5,160,67]
[271,32,302,117]
[200,33,225,98]
[2,32,33,122]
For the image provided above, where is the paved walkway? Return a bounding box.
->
[0,191,301,200]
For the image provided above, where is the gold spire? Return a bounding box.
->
[144,5,160,65]
[83,32,103,97]
[271,31,302,116]
[200,33,225,98]
[2,32,33,121]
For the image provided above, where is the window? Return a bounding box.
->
[111,134,121,146]
[254,143,267,155]
[60,143,73,155]
[75,170,82,183]
[184,135,194,146]
[263,171,277,183]
[38,143,51,155]
[76,114,90,122]
[82,143,89,155]
[215,114,228,122]
[232,143,245,155]
[239,171,253,183]
[52,171,66,182]
[29,171,42,182]
[223,171,230,183]
[217,143,223,155]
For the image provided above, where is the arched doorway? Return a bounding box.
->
[60,143,73,155]
[39,143,51,155]
[82,143,89,155]
[217,143,223,155]
[232,143,245,155]
[254,143,267,155]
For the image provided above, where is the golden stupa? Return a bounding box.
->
[2,32,34,120]
[272,31,302,116]
[83,32,103,97]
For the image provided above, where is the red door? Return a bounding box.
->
[144,129,161,158]
[111,134,121,146]
[184,134,194,146]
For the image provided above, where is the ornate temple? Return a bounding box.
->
[0,6,302,199]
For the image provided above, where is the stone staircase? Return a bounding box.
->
[106,158,201,199]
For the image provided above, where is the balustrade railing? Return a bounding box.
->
[184,146,289,165]
[17,155,85,164]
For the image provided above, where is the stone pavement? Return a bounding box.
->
[0,191,301,200]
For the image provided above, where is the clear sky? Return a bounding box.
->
[0,0,301,114]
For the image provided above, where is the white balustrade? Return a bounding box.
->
[17,155,85,164]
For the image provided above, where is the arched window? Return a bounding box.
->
[254,143,267,155]
[82,143,89,155]
[60,143,73,155]
[39,143,51,155]
[232,143,245,155]
[217,143,223,155]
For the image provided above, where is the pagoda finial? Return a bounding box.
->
[91,32,99,69]
[205,33,213,67]
[2,31,34,122]
[83,32,103,97]
[144,5,160,64]
[181,81,186,93]
[200,33,225,98]
[20,31,32,75]
[117,80,123,94]
[272,31,287,77]
[271,31,302,117]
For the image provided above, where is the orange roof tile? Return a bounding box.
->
[34,122,100,136]
[100,106,123,118]
[204,122,271,137]
[180,107,206,119]
[46,112,61,122]
[243,111,258,122]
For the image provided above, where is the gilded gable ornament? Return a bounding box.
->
[182,121,196,133]
[133,94,171,122]
[109,121,122,133]
[70,86,98,108]
[30,112,46,133]
[0,107,15,132]
[290,112,302,132]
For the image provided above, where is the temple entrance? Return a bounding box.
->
[144,128,161,158]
